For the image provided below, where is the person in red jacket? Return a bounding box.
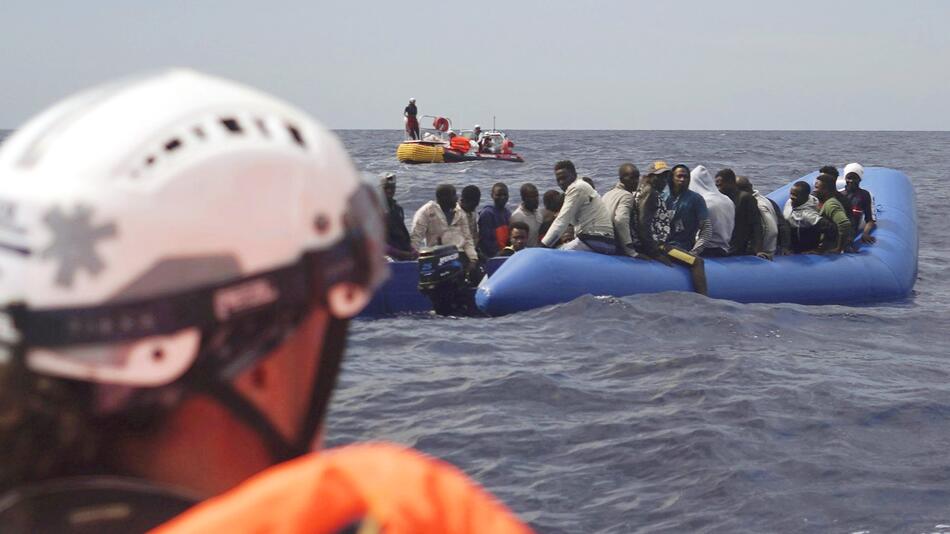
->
[0,70,532,534]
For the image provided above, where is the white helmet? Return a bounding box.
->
[0,69,386,460]
[843,162,864,180]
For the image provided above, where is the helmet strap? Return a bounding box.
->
[195,316,350,463]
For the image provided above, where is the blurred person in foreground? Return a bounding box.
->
[0,70,530,533]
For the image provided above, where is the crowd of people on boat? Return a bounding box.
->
[382,159,878,290]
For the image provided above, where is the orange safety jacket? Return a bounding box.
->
[152,442,532,534]
[449,136,471,153]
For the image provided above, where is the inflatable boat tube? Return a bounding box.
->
[475,167,918,316]
[359,257,508,318]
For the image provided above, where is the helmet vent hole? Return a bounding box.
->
[193,126,206,139]
[286,124,306,148]
[152,348,164,362]
[145,155,156,167]
[255,118,270,137]
[314,214,330,234]
[220,118,243,134]
[164,138,182,152]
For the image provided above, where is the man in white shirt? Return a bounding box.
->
[540,160,615,254]
[411,184,478,265]
[601,163,641,257]
[510,183,543,247]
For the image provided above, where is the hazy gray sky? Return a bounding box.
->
[2,1,948,130]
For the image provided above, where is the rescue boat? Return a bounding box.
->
[396,116,524,164]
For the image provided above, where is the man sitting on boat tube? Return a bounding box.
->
[411,184,479,270]
[841,162,877,246]
[541,160,617,254]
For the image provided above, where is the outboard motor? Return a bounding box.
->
[418,245,479,316]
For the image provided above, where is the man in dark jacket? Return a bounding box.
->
[715,168,763,256]
[477,182,512,257]
[380,172,417,260]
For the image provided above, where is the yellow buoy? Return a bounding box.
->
[396,143,445,163]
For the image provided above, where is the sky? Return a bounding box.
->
[1,1,948,130]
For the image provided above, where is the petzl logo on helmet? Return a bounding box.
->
[213,279,279,320]
[41,205,118,287]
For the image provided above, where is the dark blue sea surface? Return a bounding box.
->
[331,130,950,533]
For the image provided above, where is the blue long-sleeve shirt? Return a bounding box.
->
[477,205,511,257]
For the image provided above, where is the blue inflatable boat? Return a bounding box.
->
[475,167,918,316]
[359,257,507,318]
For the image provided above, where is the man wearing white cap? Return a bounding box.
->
[842,162,877,244]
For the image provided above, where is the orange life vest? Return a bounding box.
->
[495,225,510,251]
[151,443,532,534]
[449,136,471,153]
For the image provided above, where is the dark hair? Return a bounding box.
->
[554,160,576,174]
[509,221,530,234]
[581,176,594,189]
[816,173,850,208]
[0,367,101,490]
[492,182,508,192]
[819,165,839,178]
[435,183,456,201]
[736,175,753,193]
[815,173,837,191]
[792,180,811,196]
[671,164,690,175]
[520,183,538,198]
[542,189,563,211]
[460,185,481,201]
[618,163,639,179]
[715,168,737,184]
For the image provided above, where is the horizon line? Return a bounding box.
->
[3,127,949,133]
[329,128,950,133]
